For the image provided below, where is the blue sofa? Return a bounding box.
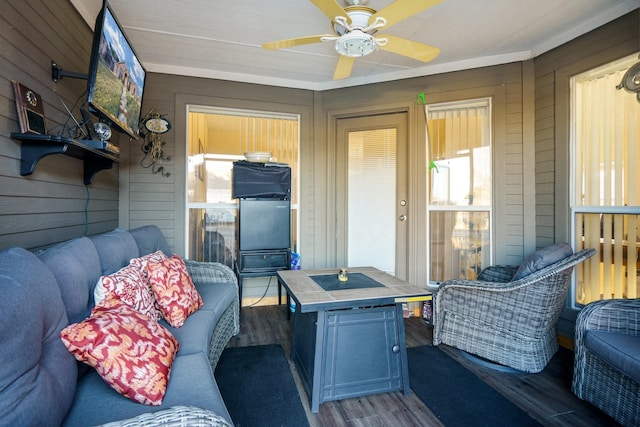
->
[0,225,239,426]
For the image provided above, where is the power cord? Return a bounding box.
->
[245,276,273,308]
[83,184,90,236]
[50,87,89,139]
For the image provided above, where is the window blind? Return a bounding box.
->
[572,55,640,304]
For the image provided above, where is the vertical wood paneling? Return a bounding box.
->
[0,0,120,251]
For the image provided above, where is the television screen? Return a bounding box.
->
[87,0,145,139]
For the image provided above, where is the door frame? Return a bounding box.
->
[325,103,426,285]
[335,113,408,279]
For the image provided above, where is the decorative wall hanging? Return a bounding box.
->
[139,109,171,177]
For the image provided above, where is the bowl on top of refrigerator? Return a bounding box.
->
[244,152,272,163]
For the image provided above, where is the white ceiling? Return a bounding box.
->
[71,0,640,91]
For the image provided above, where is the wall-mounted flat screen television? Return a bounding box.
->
[87,0,145,140]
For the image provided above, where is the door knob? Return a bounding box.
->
[399,214,407,221]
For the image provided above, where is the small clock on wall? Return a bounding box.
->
[143,115,171,134]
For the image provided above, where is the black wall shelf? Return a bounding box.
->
[11,132,119,185]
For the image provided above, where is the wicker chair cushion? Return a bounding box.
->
[511,242,573,280]
[585,330,640,382]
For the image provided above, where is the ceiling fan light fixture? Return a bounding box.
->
[335,30,377,57]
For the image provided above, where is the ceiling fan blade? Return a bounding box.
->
[333,56,355,80]
[262,35,333,50]
[370,0,443,30]
[379,34,440,62]
[311,0,350,23]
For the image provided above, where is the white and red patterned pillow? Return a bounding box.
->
[59,299,179,405]
[94,264,159,321]
[146,255,204,328]
[129,250,169,276]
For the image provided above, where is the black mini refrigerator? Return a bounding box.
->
[233,161,292,293]
[237,198,290,251]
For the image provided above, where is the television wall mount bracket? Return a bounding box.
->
[51,60,88,83]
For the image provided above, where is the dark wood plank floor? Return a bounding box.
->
[226,305,619,427]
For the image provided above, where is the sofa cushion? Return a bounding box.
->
[146,255,204,328]
[0,247,77,426]
[129,225,172,257]
[94,264,160,321]
[38,237,103,324]
[90,229,140,275]
[60,300,179,406]
[161,280,236,356]
[196,278,238,315]
[512,242,573,280]
[585,330,640,383]
[63,352,232,426]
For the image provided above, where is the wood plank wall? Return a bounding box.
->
[533,11,639,248]
[533,11,638,338]
[0,0,120,251]
[127,61,528,294]
[122,74,315,256]
[2,1,636,284]
[320,62,528,278]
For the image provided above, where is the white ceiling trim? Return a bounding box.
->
[148,51,534,91]
[146,62,326,91]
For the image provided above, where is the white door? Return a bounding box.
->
[336,113,408,279]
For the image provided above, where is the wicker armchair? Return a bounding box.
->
[572,298,640,426]
[433,248,596,373]
[98,406,233,426]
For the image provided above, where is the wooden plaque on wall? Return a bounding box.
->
[12,80,46,134]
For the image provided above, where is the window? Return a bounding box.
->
[426,98,492,283]
[571,54,640,306]
[186,107,299,267]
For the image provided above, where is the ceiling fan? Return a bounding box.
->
[262,0,443,80]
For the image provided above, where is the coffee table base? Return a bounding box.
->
[291,304,410,413]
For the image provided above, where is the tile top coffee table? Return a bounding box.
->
[277,267,432,413]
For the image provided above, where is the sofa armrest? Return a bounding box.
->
[184,260,238,290]
[97,406,233,427]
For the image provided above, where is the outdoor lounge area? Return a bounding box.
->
[1,1,639,426]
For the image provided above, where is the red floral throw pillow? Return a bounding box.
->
[146,255,204,328]
[94,264,160,321]
[60,299,179,405]
[129,250,169,275]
